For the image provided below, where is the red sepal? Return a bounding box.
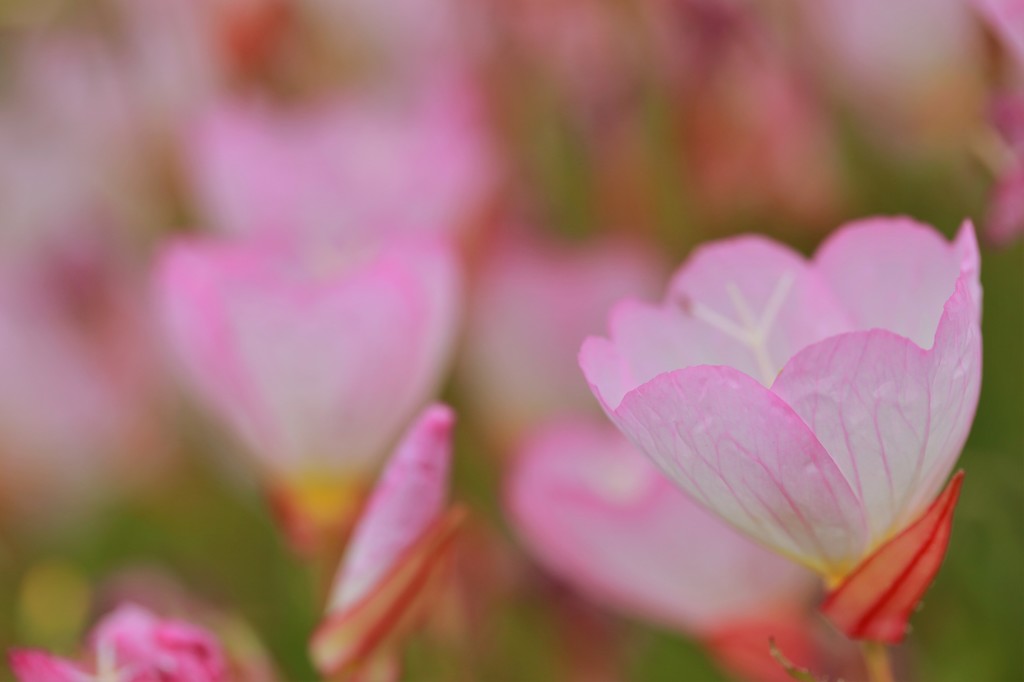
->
[821,471,964,643]
[309,505,466,678]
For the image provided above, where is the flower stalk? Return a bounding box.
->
[862,642,895,682]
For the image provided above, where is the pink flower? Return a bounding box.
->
[460,229,665,444]
[580,218,982,638]
[0,227,160,523]
[507,418,818,681]
[491,0,637,115]
[642,0,843,225]
[802,0,984,142]
[973,0,1024,65]
[156,234,459,478]
[310,404,464,678]
[10,604,227,682]
[981,94,1024,246]
[155,234,460,547]
[185,81,493,247]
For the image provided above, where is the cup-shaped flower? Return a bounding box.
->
[580,217,982,640]
[155,234,460,548]
[310,404,464,679]
[507,418,819,682]
[10,603,227,682]
[186,80,492,247]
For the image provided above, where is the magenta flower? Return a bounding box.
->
[580,217,982,640]
[10,603,227,682]
[155,234,460,547]
[185,81,492,247]
[507,418,819,682]
[310,404,464,679]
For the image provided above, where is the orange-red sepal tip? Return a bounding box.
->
[310,505,467,678]
[821,471,964,644]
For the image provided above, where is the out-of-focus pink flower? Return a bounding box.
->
[802,0,984,143]
[987,163,1024,245]
[460,229,664,445]
[186,81,493,247]
[642,0,843,226]
[980,94,1024,245]
[94,569,280,682]
[974,0,1024,64]
[7,650,89,682]
[0,38,151,261]
[488,0,637,117]
[155,234,460,548]
[581,218,982,641]
[683,52,842,226]
[310,404,464,679]
[304,0,474,84]
[507,418,817,681]
[109,0,290,134]
[10,603,227,682]
[0,228,160,523]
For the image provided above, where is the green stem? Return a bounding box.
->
[862,642,895,682]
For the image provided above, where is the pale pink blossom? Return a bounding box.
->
[460,230,664,444]
[155,234,460,482]
[10,604,227,682]
[186,81,493,247]
[507,418,813,635]
[310,404,463,677]
[580,217,982,581]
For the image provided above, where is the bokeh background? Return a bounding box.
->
[0,0,1021,680]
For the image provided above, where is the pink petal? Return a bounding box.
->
[507,419,813,633]
[8,650,90,682]
[812,217,971,348]
[613,365,867,576]
[974,0,1024,65]
[991,93,1024,152]
[987,163,1024,247]
[186,83,492,245]
[90,603,228,682]
[328,404,455,610]
[155,235,460,476]
[460,230,664,438]
[580,235,851,409]
[772,240,982,546]
[310,507,464,677]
